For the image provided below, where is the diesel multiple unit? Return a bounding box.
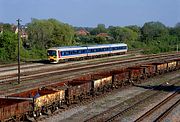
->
[47,43,128,63]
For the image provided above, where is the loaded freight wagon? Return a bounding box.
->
[8,88,65,117]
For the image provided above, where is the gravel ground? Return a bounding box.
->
[40,70,180,122]
[121,93,179,122]
[163,104,180,122]
[0,54,133,76]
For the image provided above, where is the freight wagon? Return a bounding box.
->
[65,80,92,105]
[128,66,145,83]
[140,64,156,78]
[64,74,113,104]
[92,72,112,87]
[8,88,65,117]
[91,75,112,95]
[111,69,130,87]
[0,98,30,122]
[152,62,168,74]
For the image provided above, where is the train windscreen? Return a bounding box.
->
[47,50,57,56]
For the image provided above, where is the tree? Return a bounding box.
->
[90,24,107,35]
[141,21,168,42]
[0,31,18,60]
[27,18,75,49]
[175,22,180,28]
[108,26,138,43]
[3,23,13,32]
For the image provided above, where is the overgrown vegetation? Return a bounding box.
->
[0,19,179,63]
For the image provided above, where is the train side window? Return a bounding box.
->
[70,51,73,55]
[88,49,91,53]
[77,50,79,53]
[83,50,86,53]
[65,51,70,55]
[73,50,78,54]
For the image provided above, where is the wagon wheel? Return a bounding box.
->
[25,113,35,122]
[14,114,22,122]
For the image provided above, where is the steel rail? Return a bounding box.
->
[134,91,180,122]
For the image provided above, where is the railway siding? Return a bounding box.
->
[0,52,180,121]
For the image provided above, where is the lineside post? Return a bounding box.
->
[17,19,21,84]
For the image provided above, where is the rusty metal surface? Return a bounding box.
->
[93,76,112,90]
[67,80,92,100]
[167,61,177,70]
[0,98,30,120]
[9,88,65,111]
[141,64,156,76]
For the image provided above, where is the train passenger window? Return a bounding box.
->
[65,51,70,55]
[70,51,73,55]
[77,50,81,54]
[113,47,118,50]
[61,52,64,56]
[73,50,78,54]
[82,50,86,53]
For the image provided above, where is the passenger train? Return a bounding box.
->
[47,43,128,63]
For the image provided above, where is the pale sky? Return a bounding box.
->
[0,0,179,27]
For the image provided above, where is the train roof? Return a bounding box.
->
[87,43,127,49]
[48,46,87,51]
[48,43,127,51]
[110,43,127,47]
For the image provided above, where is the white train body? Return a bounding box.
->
[47,43,128,63]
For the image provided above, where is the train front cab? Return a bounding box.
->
[47,49,59,63]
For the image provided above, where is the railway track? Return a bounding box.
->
[135,90,180,122]
[84,80,180,122]
[0,52,135,75]
[0,52,179,83]
[0,48,141,71]
[0,53,179,97]
[154,98,180,122]
[0,52,177,76]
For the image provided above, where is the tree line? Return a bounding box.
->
[0,18,180,62]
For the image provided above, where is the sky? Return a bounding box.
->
[0,0,179,27]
